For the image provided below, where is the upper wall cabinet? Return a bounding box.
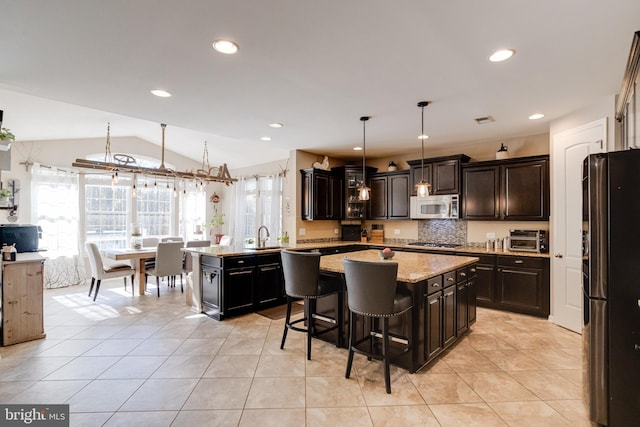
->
[331,166,377,220]
[462,155,550,221]
[300,168,343,220]
[368,170,411,220]
[616,31,640,150]
[407,154,470,196]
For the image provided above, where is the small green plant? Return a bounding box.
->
[207,212,225,227]
[0,189,12,199]
[0,128,15,141]
[277,231,289,244]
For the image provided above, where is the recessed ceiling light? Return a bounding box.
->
[212,39,239,54]
[353,146,363,151]
[269,123,283,128]
[529,113,545,120]
[418,134,429,140]
[260,136,272,141]
[150,89,172,98]
[489,49,515,62]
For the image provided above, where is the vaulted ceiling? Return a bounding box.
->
[1,1,639,168]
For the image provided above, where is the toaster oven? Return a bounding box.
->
[508,229,548,253]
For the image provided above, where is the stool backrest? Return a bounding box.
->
[343,258,398,317]
[281,249,321,298]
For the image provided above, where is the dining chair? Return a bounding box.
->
[280,249,343,360]
[141,237,160,270]
[342,257,412,394]
[145,241,185,297]
[161,236,184,243]
[85,242,135,301]
[183,240,211,273]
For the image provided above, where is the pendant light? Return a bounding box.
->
[415,101,431,197]
[358,116,371,201]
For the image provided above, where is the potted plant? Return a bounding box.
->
[0,128,15,142]
[277,231,289,246]
[206,212,225,244]
[0,188,12,206]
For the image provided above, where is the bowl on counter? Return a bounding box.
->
[378,250,395,260]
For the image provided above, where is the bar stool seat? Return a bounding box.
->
[343,257,412,394]
[280,249,344,360]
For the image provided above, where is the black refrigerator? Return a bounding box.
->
[583,149,640,426]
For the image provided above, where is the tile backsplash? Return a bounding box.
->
[417,219,467,245]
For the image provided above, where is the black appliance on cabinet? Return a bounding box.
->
[0,224,41,253]
[582,150,640,426]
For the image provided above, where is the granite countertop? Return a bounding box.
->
[319,249,478,283]
[182,241,550,259]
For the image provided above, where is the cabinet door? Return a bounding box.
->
[467,277,477,326]
[314,173,330,219]
[425,292,443,360]
[388,173,410,219]
[502,159,549,220]
[329,174,343,220]
[2,261,45,346]
[462,166,500,219]
[410,163,432,196]
[496,265,544,315]
[256,262,282,307]
[224,267,255,315]
[345,170,366,219]
[301,170,312,220]
[475,263,496,304]
[456,282,469,335]
[442,285,457,348]
[368,176,388,219]
[432,159,460,195]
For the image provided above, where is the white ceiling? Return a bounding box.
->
[1,1,639,169]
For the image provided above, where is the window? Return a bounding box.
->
[85,174,130,250]
[231,175,282,247]
[135,178,174,237]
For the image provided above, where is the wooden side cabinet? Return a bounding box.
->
[2,257,46,346]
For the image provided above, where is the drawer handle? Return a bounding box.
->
[447,277,455,282]
[515,260,523,264]
[431,283,440,288]
[238,260,244,264]
[460,272,466,277]
[470,268,476,272]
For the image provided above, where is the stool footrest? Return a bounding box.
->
[312,313,337,324]
[370,331,409,345]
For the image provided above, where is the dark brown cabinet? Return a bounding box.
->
[424,271,459,363]
[330,166,377,220]
[408,154,470,196]
[201,252,285,320]
[300,168,343,220]
[496,256,549,317]
[461,155,549,220]
[368,170,410,220]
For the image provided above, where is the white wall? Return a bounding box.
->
[550,95,616,150]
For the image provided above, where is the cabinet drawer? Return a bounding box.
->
[224,256,256,269]
[497,256,544,269]
[201,256,222,268]
[425,276,443,295]
[443,271,457,287]
[456,267,468,283]
[257,253,281,265]
[468,264,478,277]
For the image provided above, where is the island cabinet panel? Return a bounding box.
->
[2,259,46,346]
[200,253,285,320]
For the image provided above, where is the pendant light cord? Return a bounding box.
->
[360,116,369,187]
[417,101,429,183]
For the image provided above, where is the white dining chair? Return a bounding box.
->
[85,242,135,301]
[145,241,184,297]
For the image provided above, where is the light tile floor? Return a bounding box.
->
[0,279,591,426]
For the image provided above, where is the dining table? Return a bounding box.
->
[102,247,157,296]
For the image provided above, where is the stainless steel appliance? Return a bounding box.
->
[583,150,640,425]
[508,229,548,253]
[409,194,459,219]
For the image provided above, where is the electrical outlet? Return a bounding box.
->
[486,232,496,239]
[334,229,339,235]
[299,228,306,236]
[394,229,401,235]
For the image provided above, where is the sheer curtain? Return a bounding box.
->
[229,174,282,248]
[31,163,83,288]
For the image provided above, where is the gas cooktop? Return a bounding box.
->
[407,242,462,249]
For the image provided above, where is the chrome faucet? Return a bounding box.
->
[257,225,270,248]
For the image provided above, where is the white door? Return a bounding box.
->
[550,118,606,333]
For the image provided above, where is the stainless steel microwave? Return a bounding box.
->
[410,195,459,219]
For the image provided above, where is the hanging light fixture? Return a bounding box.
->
[358,116,371,201]
[415,101,431,197]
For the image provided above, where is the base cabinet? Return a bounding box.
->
[496,256,549,316]
[1,258,46,346]
[201,253,284,320]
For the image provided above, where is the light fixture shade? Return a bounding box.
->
[415,181,431,198]
[358,185,371,201]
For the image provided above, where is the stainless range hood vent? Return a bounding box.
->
[474,115,495,124]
